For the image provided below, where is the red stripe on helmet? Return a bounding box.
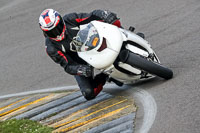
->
[41,27,49,31]
[55,16,60,26]
[44,16,51,24]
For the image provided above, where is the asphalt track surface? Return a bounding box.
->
[0,0,199,133]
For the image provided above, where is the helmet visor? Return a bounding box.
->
[45,17,64,38]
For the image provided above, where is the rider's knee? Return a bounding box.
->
[81,88,95,100]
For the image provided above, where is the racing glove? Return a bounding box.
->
[102,10,119,24]
[77,65,93,77]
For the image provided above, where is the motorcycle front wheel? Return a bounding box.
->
[119,50,173,80]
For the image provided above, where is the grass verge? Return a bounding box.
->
[0,119,53,133]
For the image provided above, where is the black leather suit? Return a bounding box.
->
[45,10,120,100]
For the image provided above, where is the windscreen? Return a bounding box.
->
[73,23,100,52]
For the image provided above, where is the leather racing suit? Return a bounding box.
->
[45,10,121,100]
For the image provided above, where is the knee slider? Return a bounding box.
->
[81,88,95,100]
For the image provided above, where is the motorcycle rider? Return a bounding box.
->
[39,9,122,100]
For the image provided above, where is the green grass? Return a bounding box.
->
[0,119,53,133]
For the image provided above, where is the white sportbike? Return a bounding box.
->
[71,21,173,85]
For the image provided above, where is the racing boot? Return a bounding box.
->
[108,77,123,86]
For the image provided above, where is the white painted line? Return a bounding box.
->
[0,84,114,100]
[0,85,78,100]
[133,88,157,133]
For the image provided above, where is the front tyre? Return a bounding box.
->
[119,50,173,80]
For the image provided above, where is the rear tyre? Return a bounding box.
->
[119,50,173,80]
